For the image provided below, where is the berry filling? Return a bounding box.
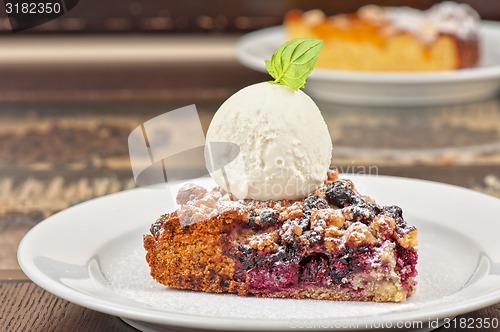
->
[218,178,418,296]
[229,243,385,294]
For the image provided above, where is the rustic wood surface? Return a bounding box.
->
[1,59,499,331]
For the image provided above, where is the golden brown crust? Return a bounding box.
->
[258,281,413,303]
[144,212,246,294]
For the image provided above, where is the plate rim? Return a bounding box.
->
[17,175,500,331]
[236,21,500,84]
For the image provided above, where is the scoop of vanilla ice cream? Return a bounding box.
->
[205,82,332,200]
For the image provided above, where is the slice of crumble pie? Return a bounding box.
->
[143,169,418,302]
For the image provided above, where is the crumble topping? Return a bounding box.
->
[176,183,208,205]
[344,222,375,247]
[249,232,279,251]
[161,169,417,258]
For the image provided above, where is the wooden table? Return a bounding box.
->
[1,58,499,331]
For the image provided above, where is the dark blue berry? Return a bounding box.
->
[150,220,163,236]
[259,209,280,227]
[347,203,376,223]
[303,230,323,244]
[299,253,329,283]
[237,244,257,254]
[383,205,408,228]
[383,205,403,218]
[330,252,349,282]
[325,180,359,207]
[303,196,329,214]
[329,247,372,283]
[247,210,259,229]
[236,245,259,269]
[274,244,301,264]
[248,209,279,229]
[298,216,310,231]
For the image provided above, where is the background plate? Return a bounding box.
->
[18,175,500,331]
[236,22,500,106]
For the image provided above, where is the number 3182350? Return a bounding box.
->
[5,2,62,14]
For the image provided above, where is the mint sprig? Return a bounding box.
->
[265,38,323,91]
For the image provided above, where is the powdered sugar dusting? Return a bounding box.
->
[100,217,479,322]
[360,1,480,43]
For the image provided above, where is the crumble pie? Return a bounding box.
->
[144,169,418,302]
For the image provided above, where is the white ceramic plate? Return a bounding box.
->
[236,22,500,106]
[18,175,500,331]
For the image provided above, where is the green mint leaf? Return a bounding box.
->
[265,38,323,90]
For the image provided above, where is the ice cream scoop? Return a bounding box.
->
[205,81,332,200]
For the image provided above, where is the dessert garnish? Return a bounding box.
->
[265,38,323,90]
